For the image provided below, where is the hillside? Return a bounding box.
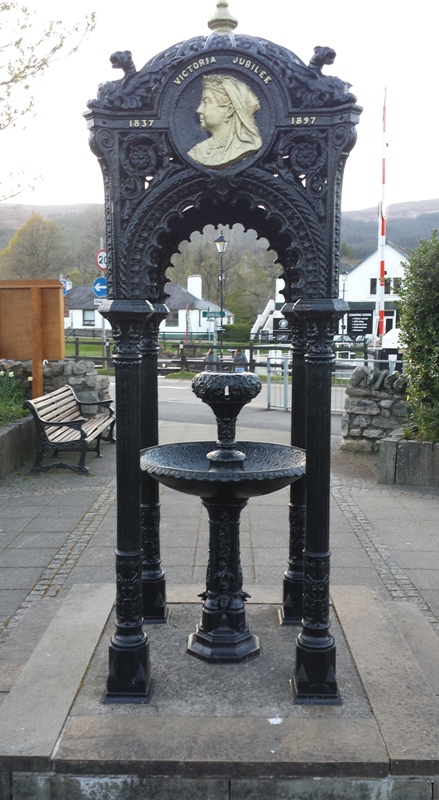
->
[343,197,439,223]
[0,204,103,250]
[0,203,102,229]
[1,199,438,259]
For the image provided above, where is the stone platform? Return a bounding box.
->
[1,391,439,799]
[1,582,439,799]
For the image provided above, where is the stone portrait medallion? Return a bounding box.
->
[187,73,262,169]
[168,60,274,172]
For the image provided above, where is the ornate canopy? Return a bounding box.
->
[85,19,361,306]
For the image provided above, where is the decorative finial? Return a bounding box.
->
[208,1,238,35]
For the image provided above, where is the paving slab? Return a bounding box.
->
[0,584,114,771]
[55,715,388,779]
[331,585,439,774]
[0,597,65,692]
[388,600,439,695]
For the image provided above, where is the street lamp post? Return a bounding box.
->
[340,269,348,342]
[214,231,229,368]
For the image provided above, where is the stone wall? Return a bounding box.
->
[340,366,408,453]
[0,358,111,410]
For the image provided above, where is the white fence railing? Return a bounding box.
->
[266,356,404,414]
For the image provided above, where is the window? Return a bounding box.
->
[384,278,391,295]
[392,278,402,295]
[83,310,95,326]
[370,278,377,295]
[164,311,179,327]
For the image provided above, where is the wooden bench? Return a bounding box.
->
[23,385,116,474]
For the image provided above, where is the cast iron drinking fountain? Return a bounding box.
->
[140,371,306,663]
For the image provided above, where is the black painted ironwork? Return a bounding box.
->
[280,316,307,623]
[140,310,170,623]
[100,299,154,702]
[141,372,305,662]
[86,12,361,701]
[290,298,347,704]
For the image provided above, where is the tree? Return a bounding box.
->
[398,230,439,441]
[1,3,95,131]
[1,2,95,198]
[169,224,279,322]
[0,212,65,279]
[59,206,105,284]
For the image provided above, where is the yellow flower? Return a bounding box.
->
[8,371,14,378]
[28,376,33,382]
[0,370,4,376]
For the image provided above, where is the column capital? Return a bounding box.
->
[99,298,155,320]
[283,298,349,320]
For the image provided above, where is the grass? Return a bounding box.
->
[165,371,198,380]
[65,342,106,358]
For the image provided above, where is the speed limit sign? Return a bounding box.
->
[96,249,107,270]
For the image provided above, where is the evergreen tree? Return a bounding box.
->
[399,230,439,440]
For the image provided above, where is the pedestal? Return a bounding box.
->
[187,497,260,663]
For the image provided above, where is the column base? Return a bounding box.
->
[142,574,170,624]
[292,636,341,705]
[187,617,260,663]
[280,572,303,625]
[104,636,152,703]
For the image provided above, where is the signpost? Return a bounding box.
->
[347,311,374,338]
[92,277,108,363]
[92,277,107,298]
[96,249,107,270]
[202,310,225,319]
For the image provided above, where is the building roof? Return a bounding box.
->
[346,241,409,276]
[67,284,229,314]
[67,285,96,309]
[164,283,222,311]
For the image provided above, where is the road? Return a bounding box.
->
[108,376,343,434]
[152,378,343,435]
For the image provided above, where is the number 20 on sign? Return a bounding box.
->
[96,250,107,270]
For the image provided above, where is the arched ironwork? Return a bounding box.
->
[86,13,361,703]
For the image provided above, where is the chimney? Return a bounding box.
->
[187,274,202,299]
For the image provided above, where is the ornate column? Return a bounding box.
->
[188,497,259,663]
[292,298,347,704]
[140,308,170,623]
[279,312,307,624]
[100,299,154,702]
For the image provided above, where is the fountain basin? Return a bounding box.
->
[140,441,305,499]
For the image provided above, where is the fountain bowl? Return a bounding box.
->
[140,440,305,500]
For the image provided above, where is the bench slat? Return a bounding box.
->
[31,387,75,407]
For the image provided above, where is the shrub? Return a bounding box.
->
[223,323,251,342]
[0,370,29,427]
[399,230,439,441]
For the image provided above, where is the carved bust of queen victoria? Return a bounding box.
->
[188,73,262,169]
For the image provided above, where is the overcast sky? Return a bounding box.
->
[2,0,438,212]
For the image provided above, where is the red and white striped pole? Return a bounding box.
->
[376,88,388,341]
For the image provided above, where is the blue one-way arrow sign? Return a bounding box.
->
[92,277,107,298]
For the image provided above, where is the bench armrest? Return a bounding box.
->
[39,419,87,436]
[77,399,115,416]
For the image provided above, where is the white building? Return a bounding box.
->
[250,243,408,344]
[338,242,408,340]
[250,278,289,341]
[65,275,234,337]
[159,274,234,339]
